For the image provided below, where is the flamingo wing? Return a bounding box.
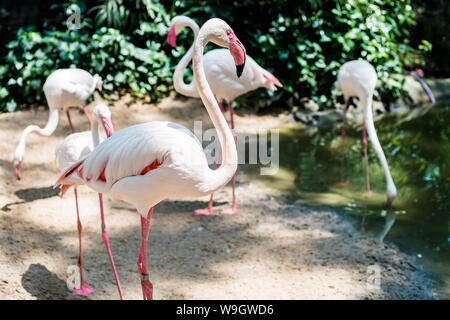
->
[55,121,204,195]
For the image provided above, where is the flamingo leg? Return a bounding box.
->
[98,193,123,299]
[72,187,95,296]
[82,106,92,124]
[362,120,371,195]
[194,102,225,216]
[137,208,154,300]
[340,98,349,185]
[220,100,237,215]
[66,109,74,134]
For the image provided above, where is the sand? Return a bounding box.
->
[0,95,435,299]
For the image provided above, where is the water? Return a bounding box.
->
[241,103,450,299]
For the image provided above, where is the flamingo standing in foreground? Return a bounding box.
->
[55,18,244,300]
[55,104,122,298]
[335,60,397,207]
[167,15,282,216]
[13,68,102,179]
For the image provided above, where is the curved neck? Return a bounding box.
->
[14,108,59,162]
[90,77,97,93]
[193,27,237,193]
[362,93,396,198]
[91,119,101,147]
[173,19,200,98]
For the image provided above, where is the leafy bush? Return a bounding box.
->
[0,0,433,112]
[173,0,430,110]
[410,0,449,77]
[0,0,172,112]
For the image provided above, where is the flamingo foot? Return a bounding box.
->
[140,276,153,300]
[72,283,95,296]
[363,190,376,197]
[194,208,214,216]
[221,205,237,215]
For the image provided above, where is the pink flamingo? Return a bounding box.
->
[167,15,282,216]
[55,18,244,300]
[55,104,122,298]
[13,68,102,179]
[335,60,397,207]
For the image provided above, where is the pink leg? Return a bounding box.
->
[339,98,349,185]
[221,100,237,215]
[66,109,74,134]
[194,102,225,216]
[72,187,95,296]
[82,106,92,124]
[98,193,123,299]
[137,208,154,300]
[362,121,372,195]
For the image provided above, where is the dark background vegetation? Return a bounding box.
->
[0,0,447,112]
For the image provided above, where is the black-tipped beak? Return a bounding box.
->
[236,64,245,78]
[236,53,246,78]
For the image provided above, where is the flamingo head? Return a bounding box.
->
[228,30,246,78]
[414,68,424,77]
[13,159,21,180]
[92,104,114,138]
[167,16,195,48]
[167,26,177,47]
[93,74,103,92]
[385,182,397,208]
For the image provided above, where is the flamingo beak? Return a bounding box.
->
[97,83,103,92]
[100,116,115,138]
[167,26,177,47]
[228,32,246,78]
[385,198,392,208]
[13,162,21,180]
[415,68,424,77]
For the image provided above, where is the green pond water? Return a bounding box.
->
[241,102,450,299]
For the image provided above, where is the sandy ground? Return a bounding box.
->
[0,95,435,299]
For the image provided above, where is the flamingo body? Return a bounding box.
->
[336,60,397,206]
[168,16,281,215]
[55,104,116,297]
[13,68,102,179]
[56,18,244,299]
[203,49,280,101]
[59,121,228,215]
[44,69,102,111]
[169,16,281,101]
[55,132,102,171]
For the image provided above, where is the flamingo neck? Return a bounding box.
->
[90,77,97,93]
[173,18,200,98]
[361,93,397,203]
[193,26,237,193]
[13,108,59,163]
[91,118,101,147]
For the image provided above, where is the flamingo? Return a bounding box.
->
[13,68,103,179]
[167,15,282,216]
[55,104,123,298]
[54,18,244,300]
[335,60,397,207]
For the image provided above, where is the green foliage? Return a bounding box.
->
[0,0,172,112]
[0,0,432,112]
[90,0,168,32]
[174,0,429,110]
[410,0,449,77]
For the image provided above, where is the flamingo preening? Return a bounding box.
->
[13,68,102,179]
[55,104,122,298]
[167,15,282,216]
[335,60,397,207]
[55,18,244,300]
